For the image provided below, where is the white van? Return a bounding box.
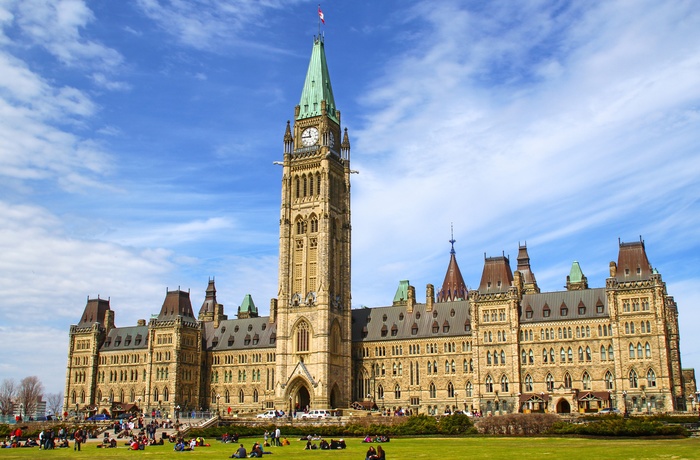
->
[299,409,332,419]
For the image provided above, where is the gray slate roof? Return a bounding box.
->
[203,317,277,351]
[351,300,472,342]
[520,288,608,323]
[101,325,149,351]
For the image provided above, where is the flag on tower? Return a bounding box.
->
[318,5,325,24]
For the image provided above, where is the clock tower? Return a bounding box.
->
[275,36,352,410]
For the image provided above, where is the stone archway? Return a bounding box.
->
[287,380,312,415]
[556,398,571,414]
[329,384,340,409]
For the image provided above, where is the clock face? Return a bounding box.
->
[329,131,335,148]
[301,127,319,146]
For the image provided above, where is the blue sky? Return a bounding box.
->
[1,0,699,397]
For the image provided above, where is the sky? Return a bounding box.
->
[0,0,699,397]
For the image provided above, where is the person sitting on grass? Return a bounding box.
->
[366,445,377,460]
[371,445,386,460]
[250,442,264,457]
[231,443,247,458]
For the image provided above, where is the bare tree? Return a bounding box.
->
[0,378,17,415]
[46,391,64,418]
[17,376,44,419]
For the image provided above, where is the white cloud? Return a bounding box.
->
[347,1,700,315]
[15,0,123,68]
[134,0,301,53]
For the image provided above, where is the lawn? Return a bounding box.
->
[1,436,699,459]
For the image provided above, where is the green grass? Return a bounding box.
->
[1,436,699,459]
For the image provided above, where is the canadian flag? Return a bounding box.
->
[318,6,325,24]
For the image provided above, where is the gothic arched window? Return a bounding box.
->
[296,321,310,353]
[605,371,614,390]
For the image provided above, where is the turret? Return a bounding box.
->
[437,230,468,302]
[566,261,588,290]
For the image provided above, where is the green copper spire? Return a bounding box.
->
[569,261,584,283]
[297,36,338,124]
[393,280,410,305]
[237,294,258,319]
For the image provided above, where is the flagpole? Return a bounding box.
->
[318,4,321,36]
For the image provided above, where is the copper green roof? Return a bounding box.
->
[569,261,584,283]
[393,280,410,304]
[297,36,338,124]
[240,294,257,315]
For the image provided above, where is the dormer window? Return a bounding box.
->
[411,323,419,335]
[497,281,502,287]
[637,267,641,274]
[487,282,492,288]
[625,268,630,275]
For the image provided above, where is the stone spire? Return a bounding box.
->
[516,243,540,294]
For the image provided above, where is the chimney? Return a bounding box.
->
[426,284,434,312]
[407,285,416,312]
[269,299,278,324]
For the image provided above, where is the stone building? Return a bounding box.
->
[64,37,695,418]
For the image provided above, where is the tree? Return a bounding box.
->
[17,376,44,419]
[46,392,64,418]
[0,378,17,415]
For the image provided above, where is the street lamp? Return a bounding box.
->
[622,391,628,418]
[454,392,458,413]
[216,394,220,416]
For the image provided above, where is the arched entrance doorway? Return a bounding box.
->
[556,398,571,414]
[288,383,311,415]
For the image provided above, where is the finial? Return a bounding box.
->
[449,223,456,255]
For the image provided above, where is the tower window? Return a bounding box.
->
[296,321,310,352]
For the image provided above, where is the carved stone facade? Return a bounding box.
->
[64,38,695,418]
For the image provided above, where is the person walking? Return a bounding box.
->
[274,427,281,446]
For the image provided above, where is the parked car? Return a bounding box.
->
[299,409,332,419]
[88,413,111,421]
[597,408,621,415]
[256,410,280,419]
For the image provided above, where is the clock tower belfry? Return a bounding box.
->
[275,36,352,411]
